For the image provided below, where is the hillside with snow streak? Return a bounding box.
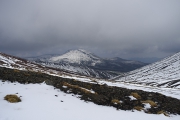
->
[114,52,180,88]
[0,52,81,78]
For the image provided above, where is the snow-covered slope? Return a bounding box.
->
[42,63,115,78]
[114,52,180,88]
[0,52,81,78]
[27,49,146,79]
[1,52,180,119]
[0,52,37,71]
[1,80,179,120]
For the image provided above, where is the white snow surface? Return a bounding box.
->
[0,80,180,120]
[49,49,101,64]
[115,52,180,88]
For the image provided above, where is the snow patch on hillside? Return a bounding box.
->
[0,54,17,66]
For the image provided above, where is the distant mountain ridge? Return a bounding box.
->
[1,50,180,88]
[27,49,147,79]
[114,52,180,88]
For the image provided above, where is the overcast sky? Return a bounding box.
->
[0,0,180,62]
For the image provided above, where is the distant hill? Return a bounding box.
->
[27,49,147,79]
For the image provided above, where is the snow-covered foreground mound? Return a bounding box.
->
[0,80,179,120]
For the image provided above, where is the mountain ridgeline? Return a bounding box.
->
[114,52,180,88]
[27,49,147,79]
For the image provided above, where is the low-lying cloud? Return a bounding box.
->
[0,0,180,60]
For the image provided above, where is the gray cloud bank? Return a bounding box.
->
[0,0,180,60]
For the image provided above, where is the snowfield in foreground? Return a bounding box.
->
[0,80,180,120]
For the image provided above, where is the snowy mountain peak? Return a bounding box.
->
[26,49,146,79]
[49,49,101,64]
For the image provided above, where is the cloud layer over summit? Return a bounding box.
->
[0,0,180,60]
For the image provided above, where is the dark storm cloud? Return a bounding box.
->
[0,0,180,59]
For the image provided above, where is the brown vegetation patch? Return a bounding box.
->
[141,100,157,107]
[157,111,169,116]
[14,69,20,72]
[63,82,95,94]
[134,106,144,111]
[130,92,141,99]
[4,94,21,103]
[111,99,121,104]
